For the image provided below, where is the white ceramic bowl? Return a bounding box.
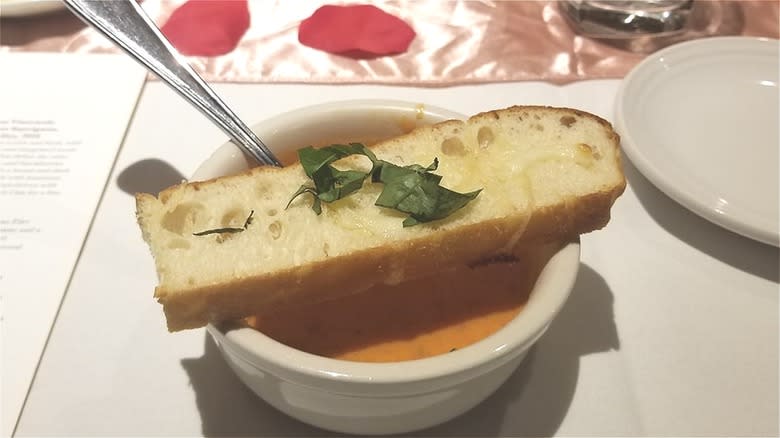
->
[195,100,581,435]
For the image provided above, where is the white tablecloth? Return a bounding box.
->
[14,80,778,437]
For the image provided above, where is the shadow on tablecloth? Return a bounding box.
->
[180,264,618,437]
[625,159,779,284]
[116,158,185,196]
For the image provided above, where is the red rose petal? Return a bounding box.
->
[298,4,416,58]
[161,0,250,57]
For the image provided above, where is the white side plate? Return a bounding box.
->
[616,36,779,246]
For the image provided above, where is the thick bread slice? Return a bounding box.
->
[136,106,625,331]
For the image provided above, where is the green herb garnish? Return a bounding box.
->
[287,144,376,214]
[287,144,481,226]
[193,210,254,236]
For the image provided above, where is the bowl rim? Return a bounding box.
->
[201,99,581,389]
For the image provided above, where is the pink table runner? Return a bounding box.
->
[1,0,778,85]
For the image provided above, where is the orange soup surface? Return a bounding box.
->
[247,243,560,363]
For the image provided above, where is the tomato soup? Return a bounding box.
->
[247,242,561,363]
[273,115,423,166]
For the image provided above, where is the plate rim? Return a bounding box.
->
[615,36,780,247]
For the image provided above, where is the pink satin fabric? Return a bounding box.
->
[1,0,777,85]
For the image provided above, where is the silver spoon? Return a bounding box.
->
[63,0,282,167]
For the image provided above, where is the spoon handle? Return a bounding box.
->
[63,0,282,167]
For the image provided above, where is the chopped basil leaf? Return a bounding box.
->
[289,144,374,213]
[287,186,321,214]
[193,210,255,236]
[375,160,481,227]
[192,227,244,236]
[242,210,255,228]
[287,143,480,226]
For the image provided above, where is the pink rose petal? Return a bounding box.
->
[161,0,250,57]
[299,4,416,59]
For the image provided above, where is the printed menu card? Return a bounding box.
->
[0,53,146,437]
